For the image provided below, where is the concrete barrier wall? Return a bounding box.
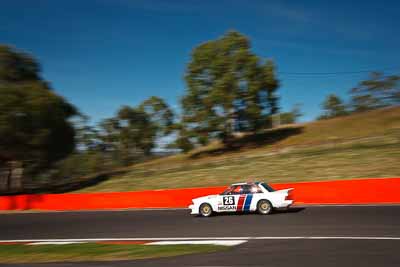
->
[0,178,399,211]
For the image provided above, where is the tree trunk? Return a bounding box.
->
[0,161,24,193]
[222,108,236,145]
[0,161,12,192]
[10,161,24,190]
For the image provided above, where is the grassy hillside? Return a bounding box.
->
[78,107,400,192]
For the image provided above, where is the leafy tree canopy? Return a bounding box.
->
[350,72,400,112]
[278,104,303,125]
[96,97,174,165]
[139,96,174,135]
[0,45,77,178]
[182,30,279,143]
[0,45,46,85]
[319,94,348,119]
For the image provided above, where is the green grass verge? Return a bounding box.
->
[76,107,400,192]
[0,243,228,264]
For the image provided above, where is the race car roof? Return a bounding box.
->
[231,182,260,186]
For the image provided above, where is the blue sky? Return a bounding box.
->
[1,0,400,122]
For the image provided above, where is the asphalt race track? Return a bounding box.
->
[1,206,400,266]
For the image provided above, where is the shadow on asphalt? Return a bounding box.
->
[197,207,306,217]
[273,207,306,215]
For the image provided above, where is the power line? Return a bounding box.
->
[278,66,400,76]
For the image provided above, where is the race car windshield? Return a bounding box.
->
[261,183,275,192]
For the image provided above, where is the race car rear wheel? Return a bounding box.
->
[199,203,213,217]
[257,199,272,215]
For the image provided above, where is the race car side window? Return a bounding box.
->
[261,182,275,192]
[241,185,252,194]
[250,184,263,193]
[231,185,243,195]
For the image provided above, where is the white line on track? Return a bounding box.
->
[146,240,247,246]
[28,242,86,245]
[2,236,400,243]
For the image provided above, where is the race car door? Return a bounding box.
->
[217,185,244,212]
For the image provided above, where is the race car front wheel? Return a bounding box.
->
[257,199,272,215]
[199,203,213,217]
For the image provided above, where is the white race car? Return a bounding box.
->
[189,182,293,217]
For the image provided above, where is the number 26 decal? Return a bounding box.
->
[223,196,235,205]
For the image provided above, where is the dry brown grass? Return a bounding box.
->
[77,107,400,192]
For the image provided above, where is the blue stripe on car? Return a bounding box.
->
[244,194,253,211]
